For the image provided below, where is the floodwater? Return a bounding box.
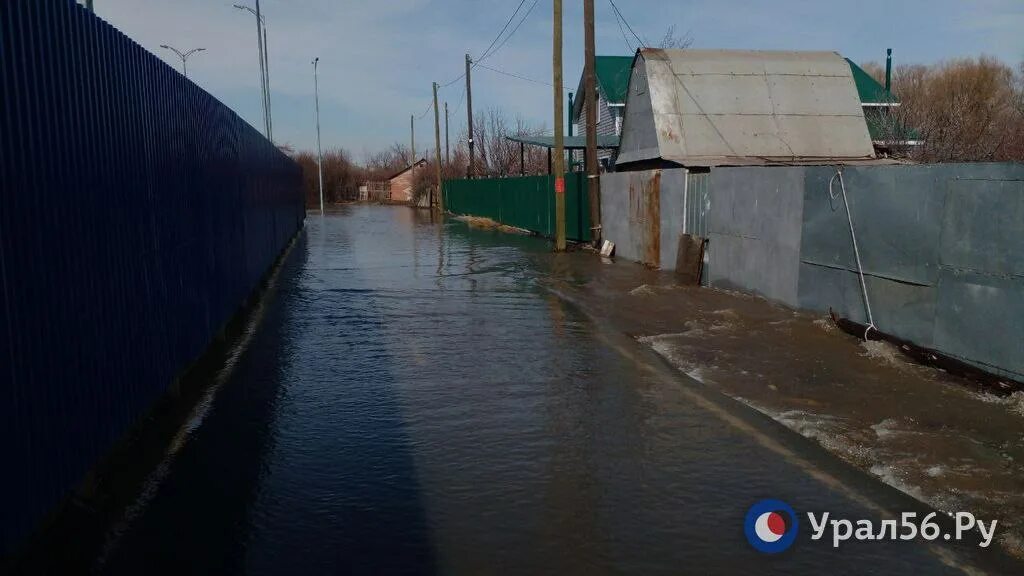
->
[93,206,1021,575]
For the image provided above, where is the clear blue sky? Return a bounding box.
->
[95,0,1023,160]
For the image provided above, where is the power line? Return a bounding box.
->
[477,0,539,65]
[477,0,528,63]
[475,62,570,92]
[438,0,538,89]
[612,4,636,53]
[416,98,433,120]
[607,0,647,48]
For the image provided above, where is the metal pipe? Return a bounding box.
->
[313,58,324,213]
[884,48,892,94]
[830,169,875,336]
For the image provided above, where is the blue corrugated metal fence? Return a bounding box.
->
[0,0,304,555]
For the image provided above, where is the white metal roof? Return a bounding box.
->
[618,49,877,167]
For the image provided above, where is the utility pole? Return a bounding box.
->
[433,82,444,211]
[583,0,601,244]
[552,0,566,250]
[263,23,273,140]
[313,58,324,213]
[465,53,475,179]
[445,102,450,166]
[410,115,415,170]
[254,0,269,139]
[235,3,270,139]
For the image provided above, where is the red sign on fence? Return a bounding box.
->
[554,177,565,194]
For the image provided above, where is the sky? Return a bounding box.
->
[93,0,1024,161]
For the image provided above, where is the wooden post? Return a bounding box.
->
[584,0,601,244]
[552,0,566,250]
[445,102,450,166]
[465,54,475,179]
[433,82,444,211]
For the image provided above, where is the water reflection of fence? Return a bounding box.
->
[444,174,592,242]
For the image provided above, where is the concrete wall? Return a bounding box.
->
[601,161,1024,380]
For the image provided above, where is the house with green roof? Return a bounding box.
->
[846,57,922,151]
[571,55,633,167]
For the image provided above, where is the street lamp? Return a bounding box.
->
[313,57,324,214]
[233,2,272,140]
[159,45,205,79]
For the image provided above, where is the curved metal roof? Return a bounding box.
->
[618,49,877,167]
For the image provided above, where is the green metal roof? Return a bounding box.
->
[595,55,634,104]
[572,55,635,118]
[846,58,896,104]
[505,134,620,149]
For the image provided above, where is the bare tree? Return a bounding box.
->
[859,56,1024,162]
[658,25,693,49]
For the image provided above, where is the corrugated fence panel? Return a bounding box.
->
[0,0,304,556]
[444,173,590,242]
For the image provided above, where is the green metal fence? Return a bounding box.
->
[444,173,591,242]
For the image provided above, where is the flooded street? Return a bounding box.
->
[95,206,1020,575]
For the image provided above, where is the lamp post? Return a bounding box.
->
[233,3,272,140]
[313,57,324,214]
[159,45,205,79]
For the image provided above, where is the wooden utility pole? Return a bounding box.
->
[410,114,415,166]
[433,82,444,211]
[465,53,475,179]
[552,0,566,250]
[584,0,601,244]
[445,102,450,166]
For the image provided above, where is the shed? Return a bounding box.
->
[617,49,877,168]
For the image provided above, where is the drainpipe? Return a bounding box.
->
[884,48,892,94]
[568,92,574,138]
[568,92,574,171]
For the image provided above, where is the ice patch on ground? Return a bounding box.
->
[925,465,945,478]
[871,418,903,440]
[812,317,836,333]
[859,340,913,371]
[972,390,1024,417]
[711,308,739,320]
[629,284,656,296]
[869,463,928,502]
[736,403,872,464]
[643,338,712,385]
[686,368,708,384]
